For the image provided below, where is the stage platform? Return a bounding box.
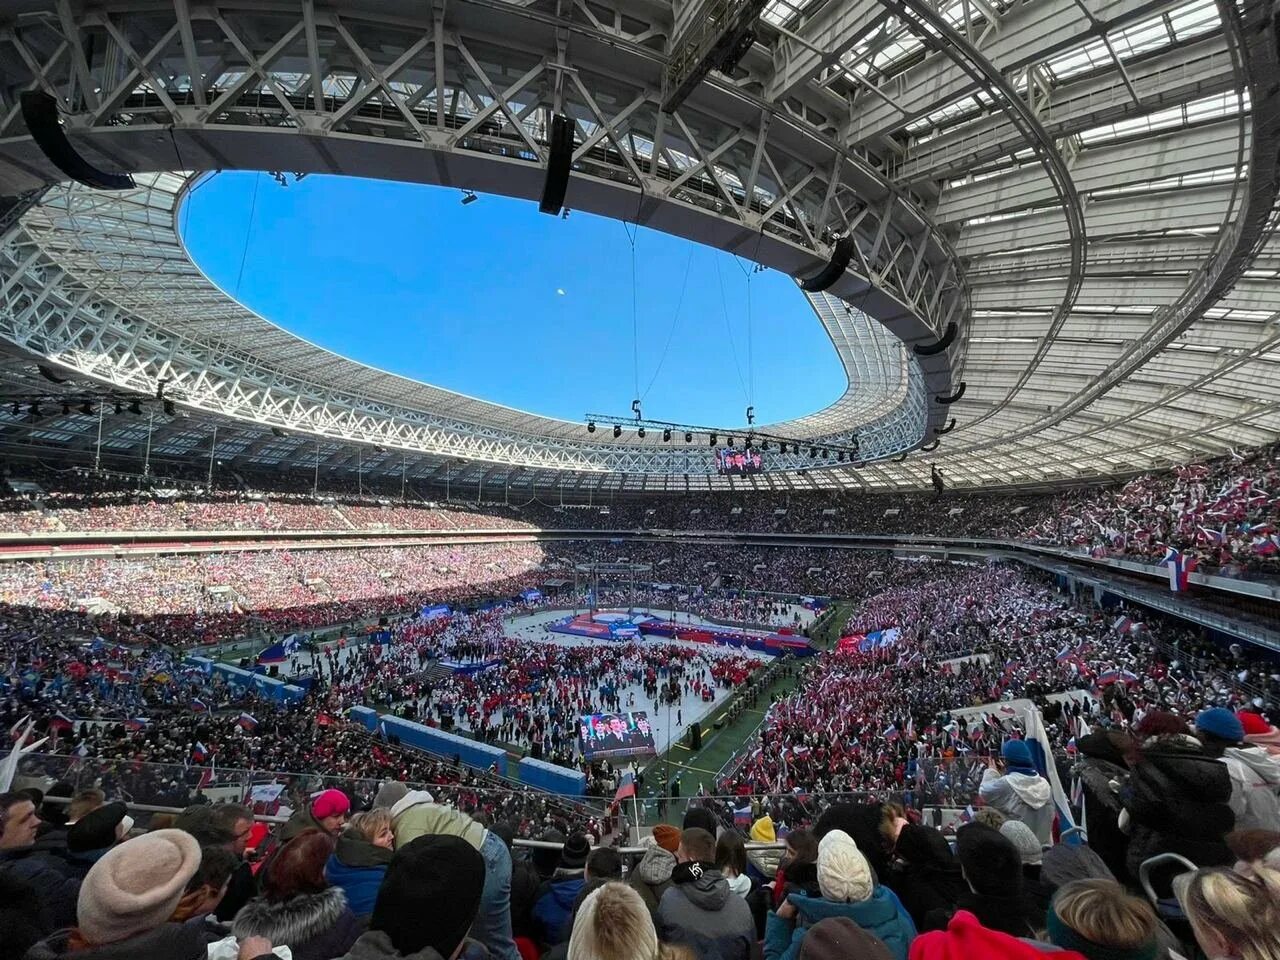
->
[549,609,815,657]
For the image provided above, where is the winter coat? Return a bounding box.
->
[726,873,752,898]
[215,860,258,923]
[0,847,79,933]
[531,869,585,945]
[231,887,365,960]
[1221,746,1280,830]
[657,863,757,960]
[1072,733,1132,881]
[924,889,1040,939]
[336,929,448,960]
[764,889,917,960]
[0,865,51,960]
[979,769,1054,845]
[629,844,676,917]
[510,856,543,939]
[1121,735,1235,878]
[886,825,966,929]
[326,834,394,917]
[24,923,212,960]
[1245,726,1280,757]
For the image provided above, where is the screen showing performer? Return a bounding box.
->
[578,711,657,759]
[715,448,763,475]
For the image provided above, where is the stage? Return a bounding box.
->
[548,609,815,657]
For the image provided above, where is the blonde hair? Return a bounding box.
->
[346,808,393,843]
[1052,879,1156,950]
[1183,860,1280,960]
[567,882,659,960]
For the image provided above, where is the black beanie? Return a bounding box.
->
[955,822,1023,897]
[560,833,590,870]
[371,835,485,958]
[682,807,719,835]
[67,801,128,854]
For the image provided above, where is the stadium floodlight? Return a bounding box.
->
[663,428,671,442]
[685,432,692,443]
[760,440,768,452]
[113,400,123,415]
[709,433,717,445]
[613,424,622,438]
[637,427,646,439]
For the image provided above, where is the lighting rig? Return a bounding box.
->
[584,412,864,463]
[1,379,185,419]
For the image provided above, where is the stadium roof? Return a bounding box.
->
[0,0,1273,495]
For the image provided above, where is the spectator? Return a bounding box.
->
[716,831,751,898]
[1195,708,1280,830]
[496,823,541,941]
[790,918,894,960]
[59,802,133,879]
[586,847,622,883]
[1121,713,1235,878]
[327,809,396,918]
[630,831,678,918]
[532,833,589,945]
[746,816,783,884]
[23,829,251,960]
[232,828,363,960]
[813,805,890,880]
[392,791,520,960]
[765,829,915,960]
[336,835,485,960]
[170,844,240,925]
[1177,855,1280,960]
[567,882,691,960]
[66,790,105,827]
[657,827,755,960]
[211,804,259,922]
[937,823,1037,937]
[979,742,1053,846]
[908,909,1088,960]
[771,829,820,909]
[1071,729,1133,882]
[682,809,720,836]
[886,825,965,930]
[1,861,47,959]
[282,789,351,841]
[1240,711,1280,757]
[0,791,80,934]
[1042,879,1158,960]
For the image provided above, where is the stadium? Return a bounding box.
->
[0,1,1279,958]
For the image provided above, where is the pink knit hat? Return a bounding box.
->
[77,829,201,945]
[312,788,351,820]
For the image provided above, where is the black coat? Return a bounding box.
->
[1122,735,1235,879]
[0,848,79,932]
[25,923,210,960]
[886,825,966,929]
[0,867,49,960]
[1073,731,1132,883]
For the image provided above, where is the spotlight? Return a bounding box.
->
[163,399,175,415]
[662,428,671,442]
[684,432,692,443]
[461,190,478,205]
[613,424,622,439]
[79,401,93,415]
[587,421,596,433]
[114,400,123,415]
[709,433,717,446]
[727,436,734,448]
[637,427,646,439]
[128,400,143,415]
[61,401,70,415]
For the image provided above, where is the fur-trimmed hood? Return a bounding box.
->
[232,887,350,946]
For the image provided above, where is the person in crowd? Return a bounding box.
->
[813,804,892,880]
[1041,879,1159,960]
[931,822,1037,937]
[970,808,1006,831]
[1240,711,1280,756]
[998,820,1052,915]
[169,844,240,924]
[1120,711,1236,879]
[532,833,589,946]
[57,803,133,880]
[174,804,259,922]
[1177,853,1280,960]
[65,791,105,828]
[979,741,1053,846]
[281,790,351,841]
[908,909,1088,960]
[494,822,540,942]
[586,847,622,883]
[326,809,395,918]
[790,918,895,960]
[0,791,80,935]
[567,882,696,960]
[1071,728,1133,882]
[746,815,784,885]
[630,829,679,918]
[25,828,274,960]
[716,831,751,898]
[770,828,820,909]
[886,824,965,930]
[765,829,915,960]
[336,835,486,960]
[231,828,363,960]
[391,790,520,960]
[657,827,756,960]
[1195,707,1280,830]
[682,808,720,836]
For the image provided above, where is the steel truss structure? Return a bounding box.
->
[0,0,1270,495]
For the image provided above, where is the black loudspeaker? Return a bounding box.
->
[913,321,958,357]
[20,91,134,190]
[798,235,854,292]
[539,113,574,215]
[934,418,957,435]
[937,382,967,404]
[689,722,702,750]
[531,742,543,760]
[268,664,279,678]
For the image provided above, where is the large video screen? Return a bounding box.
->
[579,711,657,759]
[715,449,763,475]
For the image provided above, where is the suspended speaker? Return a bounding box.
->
[920,439,939,452]
[913,321,957,357]
[937,382,966,404]
[539,113,574,215]
[933,418,956,435]
[798,235,854,292]
[20,91,134,191]
[894,452,908,462]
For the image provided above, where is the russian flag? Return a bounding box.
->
[733,805,753,827]
[883,723,899,741]
[124,717,148,732]
[613,771,636,803]
[236,712,259,732]
[49,711,74,734]
[1159,546,1196,592]
[192,741,210,763]
[1054,646,1074,662]
[257,643,288,665]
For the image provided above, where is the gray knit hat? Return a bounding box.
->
[373,780,409,809]
[1000,820,1044,866]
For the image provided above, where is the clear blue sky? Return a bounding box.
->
[181,172,845,427]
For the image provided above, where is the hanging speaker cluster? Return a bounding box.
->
[798,236,854,293]
[20,92,134,191]
[913,321,957,357]
[539,113,574,215]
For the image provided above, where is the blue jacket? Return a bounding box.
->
[532,875,586,945]
[764,889,916,960]
[324,850,389,918]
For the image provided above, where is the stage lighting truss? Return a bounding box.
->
[585,413,864,462]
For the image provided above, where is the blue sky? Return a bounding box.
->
[181,172,845,427]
